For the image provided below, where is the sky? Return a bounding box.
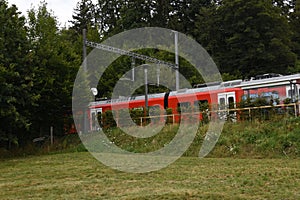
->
[8,0,84,27]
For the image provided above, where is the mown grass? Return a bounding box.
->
[1,116,300,199]
[0,152,299,199]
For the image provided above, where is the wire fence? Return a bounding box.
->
[112,103,300,127]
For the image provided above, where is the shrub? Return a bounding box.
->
[101,110,117,130]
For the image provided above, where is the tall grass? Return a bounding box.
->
[209,118,299,158]
[89,116,300,158]
[1,116,300,159]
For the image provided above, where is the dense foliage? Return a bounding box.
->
[0,0,300,148]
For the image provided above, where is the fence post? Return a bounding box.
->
[248,108,251,120]
[50,126,54,146]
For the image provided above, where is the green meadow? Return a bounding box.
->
[1,117,300,199]
[0,152,299,199]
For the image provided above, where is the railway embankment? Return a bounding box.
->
[1,117,300,159]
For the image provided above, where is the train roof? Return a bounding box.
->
[90,93,166,107]
[237,73,300,90]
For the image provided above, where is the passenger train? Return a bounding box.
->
[87,73,300,131]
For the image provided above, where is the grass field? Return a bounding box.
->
[0,152,299,199]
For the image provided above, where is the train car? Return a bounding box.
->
[88,79,244,130]
[87,73,300,131]
[239,73,300,104]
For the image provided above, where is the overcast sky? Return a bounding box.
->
[8,0,87,27]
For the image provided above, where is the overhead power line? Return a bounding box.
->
[85,40,178,69]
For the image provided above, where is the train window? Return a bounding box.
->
[149,105,161,116]
[177,102,192,113]
[194,100,209,112]
[91,112,96,131]
[228,97,235,109]
[261,91,279,99]
[287,90,296,98]
[242,94,258,101]
[242,95,247,101]
[219,98,225,110]
[178,102,191,107]
[97,111,102,128]
[286,86,297,98]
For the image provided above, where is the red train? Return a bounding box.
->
[87,73,300,131]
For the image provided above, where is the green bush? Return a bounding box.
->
[101,110,117,130]
[166,108,173,124]
[130,108,147,126]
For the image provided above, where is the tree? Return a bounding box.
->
[70,0,96,34]
[0,0,35,148]
[113,0,152,33]
[290,0,300,62]
[151,0,171,27]
[95,0,125,38]
[199,0,297,77]
[167,0,213,35]
[193,2,219,56]
[272,0,294,17]
[27,2,79,137]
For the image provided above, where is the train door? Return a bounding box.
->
[286,84,300,115]
[217,92,236,120]
[286,84,299,101]
[90,108,102,131]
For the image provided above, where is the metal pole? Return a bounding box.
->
[290,80,294,102]
[83,29,88,133]
[50,126,54,145]
[157,64,160,86]
[131,57,135,81]
[83,29,87,72]
[144,65,148,110]
[174,31,179,91]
